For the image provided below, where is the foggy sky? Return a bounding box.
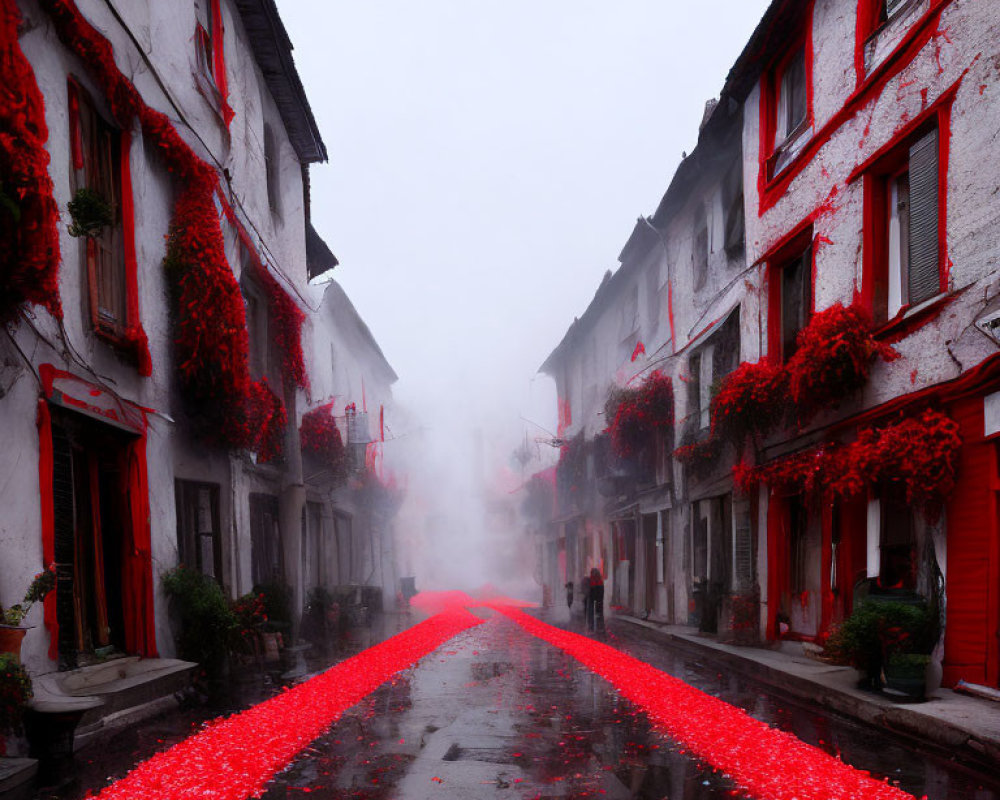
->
[280,2,772,590]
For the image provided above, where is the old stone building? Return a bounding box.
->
[538,0,1000,688]
[0,0,401,691]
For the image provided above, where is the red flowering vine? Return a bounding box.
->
[830,408,962,509]
[786,302,898,424]
[32,0,307,454]
[735,409,961,514]
[607,370,674,459]
[0,0,61,323]
[709,360,788,447]
[673,434,723,478]
[247,379,286,463]
[300,402,346,479]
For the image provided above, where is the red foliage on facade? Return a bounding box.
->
[607,370,674,459]
[33,0,307,452]
[245,255,308,393]
[247,379,286,463]
[673,435,723,476]
[299,402,346,477]
[786,302,898,423]
[831,409,962,509]
[0,0,61,323]
[709,360,789,446]
[735,409,961,514]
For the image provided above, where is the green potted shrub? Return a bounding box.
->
[0,653,32,756]
[162,566,237,689]
[824,598,934,700]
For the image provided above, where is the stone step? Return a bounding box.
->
[29,657,197,750]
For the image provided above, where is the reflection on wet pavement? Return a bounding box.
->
[36,611,1000,800]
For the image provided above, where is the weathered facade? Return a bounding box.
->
[538,0,1000,688]
[0,0,400,680]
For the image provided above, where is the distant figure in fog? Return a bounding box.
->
[564,581,574,610]
[588,568,604,633]
[581,573,592,628]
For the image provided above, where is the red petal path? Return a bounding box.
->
[91,608,483,800]
[494,605,918,800]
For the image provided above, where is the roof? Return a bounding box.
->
[233,0,328,163]
[306,220,338,280]
[322,281,398,385]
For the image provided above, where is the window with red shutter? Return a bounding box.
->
[68,81,127,339]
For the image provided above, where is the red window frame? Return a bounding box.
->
[759,1,815,184]
[67,78,146,373]
[765,223,815,364]
[852,90,953,331]
[194,0,234,126]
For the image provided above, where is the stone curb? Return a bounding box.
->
[614,615,1000,771]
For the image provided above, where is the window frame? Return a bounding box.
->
[175,479,223,583]
[761,4,815,182]
[68,78,139,348]
[854,94,952,331]
[193,0,233,125]
[766,225,814,364]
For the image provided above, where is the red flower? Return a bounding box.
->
[786,302,898,424]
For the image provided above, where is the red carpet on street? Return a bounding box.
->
[493,604,917,800]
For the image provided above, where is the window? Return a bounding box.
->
[866,126,941,324]
[858,0,924,79]
[264,123,282,217]
[175,480,222,581]
[301,501,325,592]
[723,163,745,258]
[250,492,282,587]
[762,5,814,181]
[241,256,276,380]
[692,219,709,291]
[768,232,813,362]
[732,498,754,593]
[69,81,128,339]
[778,47,808,146]
[193,0,233,125]
[688,309,740,432]
[194,0,216,82]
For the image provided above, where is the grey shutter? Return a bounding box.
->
[886,0,909,18]
[907,128,940,304]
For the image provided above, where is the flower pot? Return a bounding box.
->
[0,625,28,662]
[884,654,930,702]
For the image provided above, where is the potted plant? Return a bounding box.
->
[824,598,934,699]
[162,566,237,698]
[1,566,56,660]
[0,652,32,756]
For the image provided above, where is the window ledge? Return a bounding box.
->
[768,122,812,180]
[873,291,955,343]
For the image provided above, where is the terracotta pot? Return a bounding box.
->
[0,625,28,662]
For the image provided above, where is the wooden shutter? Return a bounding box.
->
[907,128,940,305]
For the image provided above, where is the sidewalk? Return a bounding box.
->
[614,614,1000,770]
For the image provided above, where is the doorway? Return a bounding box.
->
[51,412,132,667]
